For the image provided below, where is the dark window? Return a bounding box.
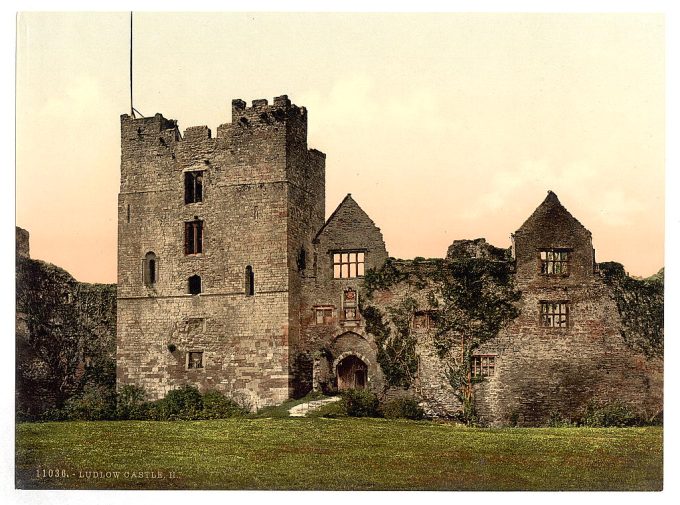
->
[184,171,204,204]
[333,251,365,278]
[188,275,202,295]
[185,220,203,254]
[540,249,569,275]
[126,204,131,223]
[143,252,157,286]
[245,266,254,296]
[471,355,496,378]
[540,301,569,328]
[413,311,437,330]
[187,351,204,369]
[297,247,307,271]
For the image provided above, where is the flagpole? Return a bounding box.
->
[130,12,134,118]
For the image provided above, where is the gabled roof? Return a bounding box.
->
[515,190,590,235]
[314,193,379,243]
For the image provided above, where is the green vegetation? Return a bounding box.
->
[361,257,520,423]
[16,420,662,490]
[600,262,664,358]
[362,300,419,389]
[381,397,425,420]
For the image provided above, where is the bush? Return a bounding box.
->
[546,411,576,428]
[341,389,380,418]
[201,390,248,419]
[580,401,645,427]
[148,385,203,420]
[62,384,116,421]
[381,397,425,420]
[115,385,147,420]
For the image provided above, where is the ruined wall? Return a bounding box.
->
[16,232,116,419]
[471,192,662,425]
[16,227,30,258]
[117,96,324,408]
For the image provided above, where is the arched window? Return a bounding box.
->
[188,275,202,295]
[245,266,254,296]
[143,252,157,286]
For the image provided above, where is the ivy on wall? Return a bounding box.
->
[600,262,663,358]
[16,257,117,420]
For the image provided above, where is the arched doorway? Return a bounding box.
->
[336,355,368,390]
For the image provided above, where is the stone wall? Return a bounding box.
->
[117,96,325,408]
[16,230,116,419]
[297,194,389,395]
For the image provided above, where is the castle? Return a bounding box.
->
[117,95,663,425]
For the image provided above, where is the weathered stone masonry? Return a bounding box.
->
[117,96,324,408]
[117,96,663,423]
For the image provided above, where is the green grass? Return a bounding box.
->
[15,418,662,490]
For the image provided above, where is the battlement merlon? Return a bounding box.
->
[230,95,307,125]
[120,113,179,135]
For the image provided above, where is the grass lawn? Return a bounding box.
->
[15,418,662,490]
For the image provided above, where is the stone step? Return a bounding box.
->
[288,396,341,417]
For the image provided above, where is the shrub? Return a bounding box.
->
[149,385,203,420]
[546,410,576,428]
[381,397,425,420]
[201,390,248,419]
[341,389,380,418]
[580,401,644,427]
[115,385,147,420]
[62,383,116,421]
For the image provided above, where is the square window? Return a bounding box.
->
[540,249,569,275]
[315,308,333,325]
[332,250,366,279]
[187,351,204,369]
[471,355,496,377]
[540,301,569,328]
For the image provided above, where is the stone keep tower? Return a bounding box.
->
[117,96,326,407]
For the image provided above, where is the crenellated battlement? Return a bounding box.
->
[230,95,307,126]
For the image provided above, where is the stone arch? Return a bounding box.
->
[330,330,368,346]
[332,350,371,371]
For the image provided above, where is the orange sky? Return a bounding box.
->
[16,12,664,283]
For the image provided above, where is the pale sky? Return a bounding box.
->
[16,12,665,283]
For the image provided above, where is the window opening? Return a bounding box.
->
[184,171,204,204]
[185,220,203,254]
[540,301,569,328]
[333,251,365,279]
[245,266,254,296]
[188,275,202,295]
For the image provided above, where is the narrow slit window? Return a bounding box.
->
[143,252,157,287]
[245,266,254,296]
[184,220,203,254]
